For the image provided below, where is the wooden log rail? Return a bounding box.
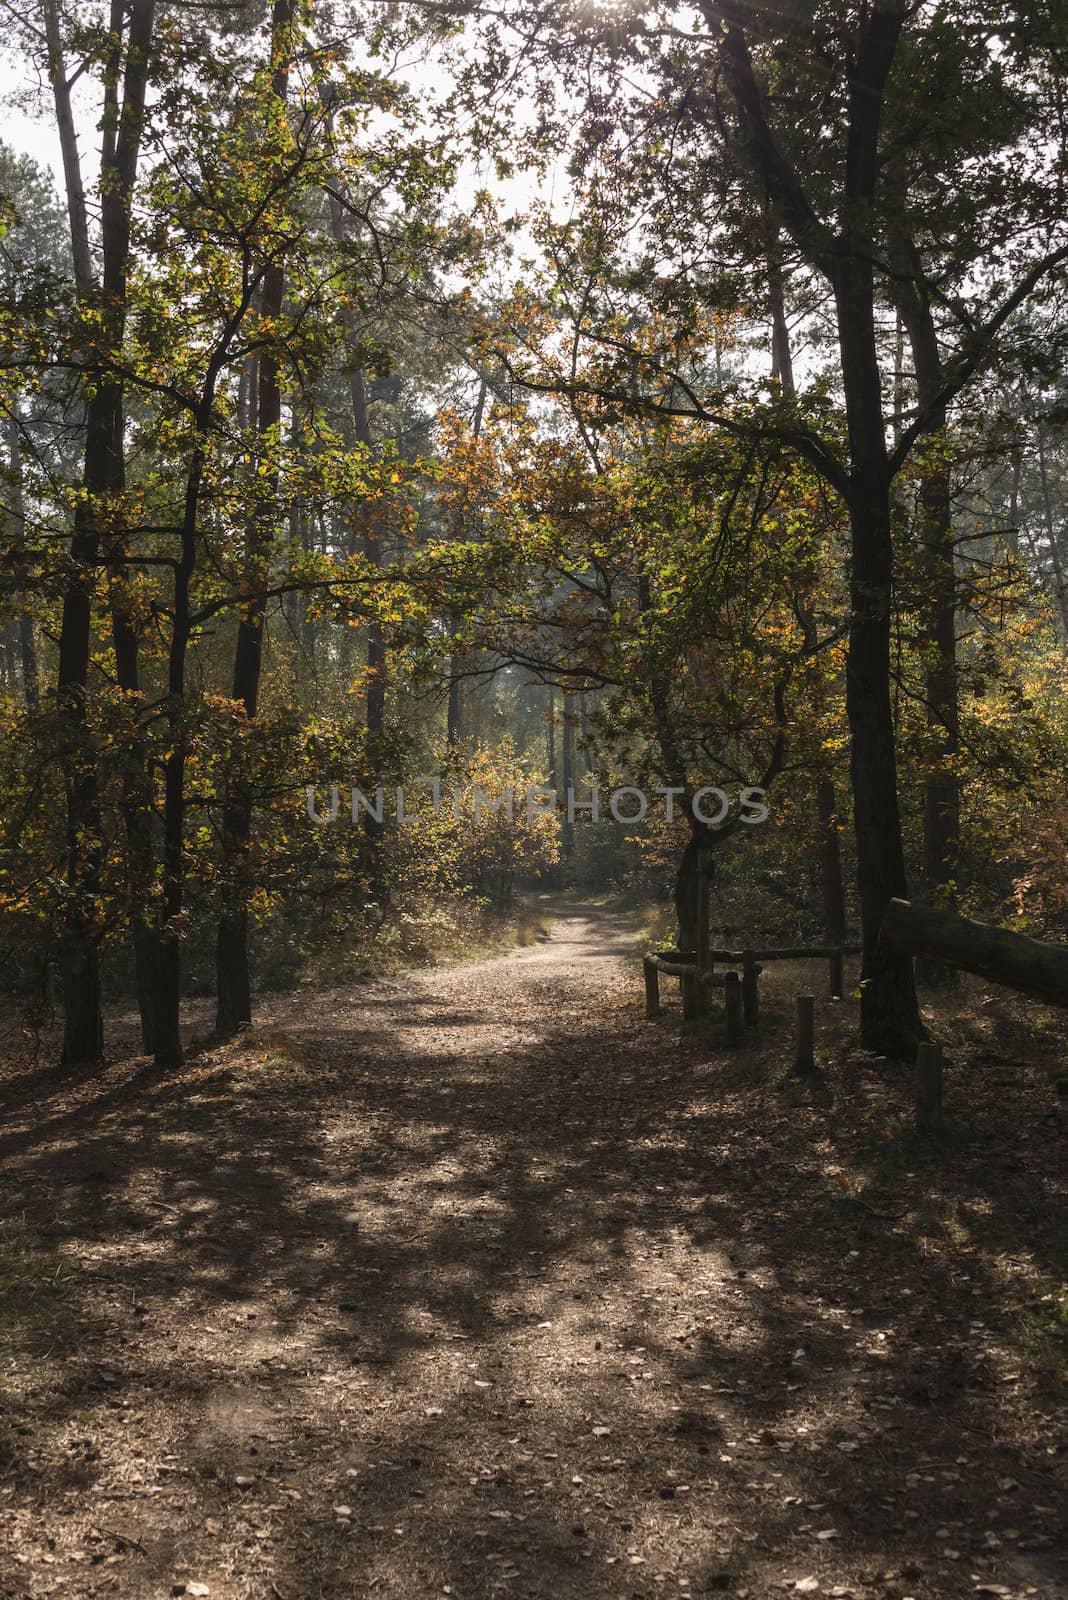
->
[716,943,860,1002]
[657,945,861,963]
[880,898,1068,1008]
[643,955,744,1043]
[646,955,730,983]
[643,938,863,1044]
[711,944,861,962]
[655,942,860,1001]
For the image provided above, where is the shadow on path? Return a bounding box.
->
[1,901,1065,1600]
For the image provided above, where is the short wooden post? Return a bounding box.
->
[724,970,743,1046]
[829,949,844,999]
[742,952,760,1027]
[643,956,661,1019]
[915,1040,944,1135]
[794,993,815,1074]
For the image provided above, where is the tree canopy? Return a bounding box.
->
[1,0,1066,1064]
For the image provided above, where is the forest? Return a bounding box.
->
[0,3,1066,1598]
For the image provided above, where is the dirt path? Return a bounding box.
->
[1,901,1066,1600]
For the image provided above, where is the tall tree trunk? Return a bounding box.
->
[112,580,159,1051]
[215,0,294,1035]
[446,632,463,746]
[42,0,93,292]
[154,281,259,1061]
[720,5,922,1055]
[835,256,923,1055]
[833,9,922,1055]
[318,60,389,796]
[104,0,160,1050]
[48,0,155,1064]
[561,694,575,860]
[323,172,387,881]
[545,686,557,793]
[155,449,204,1067]
[445,380,487,749]
[674,826,702,953]
[767,226,795,396]
[578,690,590,774]
[770,230,848,955]
[47,0,103,1065]
[350,367,388,884]
[6,412,39,712]
[917,449,959,986]
[892,224,960,987]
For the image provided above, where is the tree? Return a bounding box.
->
[42,0,158,1062]
[430,376,845,946]
[0,144,71,715]
[215,0,296,1036]
[470,0,1068,1052]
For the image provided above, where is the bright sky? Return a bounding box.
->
[1,61,59,179]
[0,27,551,196]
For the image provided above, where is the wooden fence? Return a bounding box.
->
[642,953,746,1043]
[642,939,861,1046]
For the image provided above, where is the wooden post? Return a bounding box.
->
[643,956,661,1020]
[829,949,844,999]
[794,994,815,1074]
[724,970,743,1046]
[742,952,760,1027]
[915,1040,944,1135]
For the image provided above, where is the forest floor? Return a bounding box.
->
[1,897,1066,1600]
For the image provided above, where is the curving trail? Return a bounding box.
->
[1,899,1066,1600]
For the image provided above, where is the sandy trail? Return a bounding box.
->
[1,899,1065,1600]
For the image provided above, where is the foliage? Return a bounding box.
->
[0,1,1066,1053]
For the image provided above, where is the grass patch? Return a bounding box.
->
[270,893,555,985]
[624,897,676,958]
[1018,1283,1068,1340]
[1012,1281,1068,1392]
